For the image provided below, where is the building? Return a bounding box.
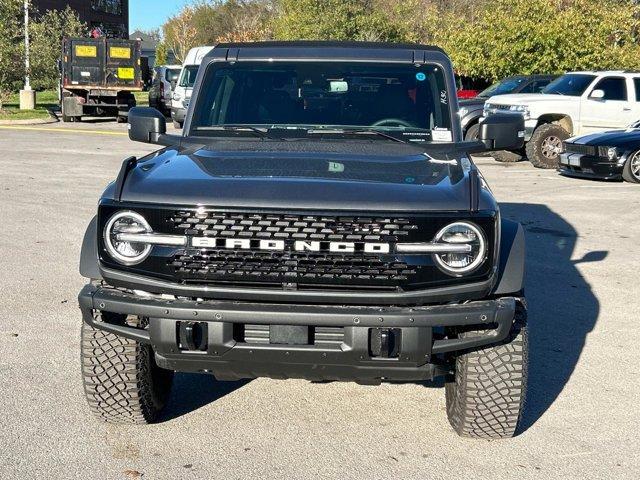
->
[31,0,129,38]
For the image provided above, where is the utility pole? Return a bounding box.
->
[20,0,36,110]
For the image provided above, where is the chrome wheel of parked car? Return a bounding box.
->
[622,151,640,183]
[541,135,562,159]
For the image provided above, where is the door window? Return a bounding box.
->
[592,77,627,101]
[633,78,640,101]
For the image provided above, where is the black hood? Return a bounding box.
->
[572,129,640,150]
[116,139,489,212]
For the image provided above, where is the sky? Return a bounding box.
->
[129,0,187,32]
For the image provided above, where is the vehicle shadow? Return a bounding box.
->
[500,203,604,434]
[158,374,251,422]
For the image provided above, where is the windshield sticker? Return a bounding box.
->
[432,129,453,142]
[416,72,426,82]
[328,162,345,173]
[440,90,448,104]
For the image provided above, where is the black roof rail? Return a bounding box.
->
[212,40,446,54]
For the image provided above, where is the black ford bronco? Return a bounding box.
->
[78,42,527,439]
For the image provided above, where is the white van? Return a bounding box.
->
[171,46,214,128]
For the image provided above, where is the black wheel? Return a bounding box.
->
[61,114,73,123]
[81,313,173,424]
[173,120,183,129]
[445,301,528,439]
[622,151,640,183]
[493,150,523,163]
[526,123,570,169]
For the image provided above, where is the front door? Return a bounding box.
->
[580,76,637,134]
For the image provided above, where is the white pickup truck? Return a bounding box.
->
[483,71,640,168]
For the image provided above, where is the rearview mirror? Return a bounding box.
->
[128,107,167,144]
[590,89,605,99]
[478,114,525,151]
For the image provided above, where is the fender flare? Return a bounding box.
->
[79,216,101,280]
[493,218,525,295]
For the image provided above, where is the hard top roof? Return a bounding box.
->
[206,41,448,63]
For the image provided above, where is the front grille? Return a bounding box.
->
[98,205,498,292]
[563,142,597,156]
[168,211,419,288]
[171,251,416,286]
[170,211,417,242]
[242,325,345,346]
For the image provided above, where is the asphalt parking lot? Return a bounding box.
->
[0,120,639,480]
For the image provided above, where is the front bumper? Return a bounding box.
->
[559,152,623,180]
[79,284,518,383]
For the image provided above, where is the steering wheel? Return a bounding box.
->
[371,118,414,128]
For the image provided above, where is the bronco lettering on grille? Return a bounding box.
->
[191,237,391,253]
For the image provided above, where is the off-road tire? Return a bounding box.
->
[622,151,640,183]
[526,123,570,169]
[492,150,523,163]
[81,315,174,424]
[445,302,528,439]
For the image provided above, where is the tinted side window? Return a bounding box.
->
[593,77,627,101]
[634,78,640,101]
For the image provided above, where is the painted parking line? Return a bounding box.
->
[0,125,127,136]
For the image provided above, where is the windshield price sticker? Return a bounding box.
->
[432,129,453,142]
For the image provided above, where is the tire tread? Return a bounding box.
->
[445,303,528,439]
[81,317,172,424]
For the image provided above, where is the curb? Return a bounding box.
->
[0,114,59,126]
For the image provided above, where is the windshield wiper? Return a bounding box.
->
[309,128,414,145]
[195,125,299,141]
[196,125,270,138]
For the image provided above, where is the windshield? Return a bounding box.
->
[543,73,596,96]
[191,61,453,141]
[179,65,200,88]
[479,77,525,97]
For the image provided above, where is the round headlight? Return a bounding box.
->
[103,211,153,265]
[433,221,487,275]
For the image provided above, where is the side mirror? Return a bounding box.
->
[128,107,167,144]
[589,89,605,100]
[478,113,525,151]
[170,80,177,90]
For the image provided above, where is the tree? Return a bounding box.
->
[29,6,86,90]
[272,0,405,41]
[0,0,23,109]
[155,41,169,66]
[187,0,274,44]
[163,5,198,63]
[433,0,640,80]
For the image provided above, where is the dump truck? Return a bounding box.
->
[60,38,142,122]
